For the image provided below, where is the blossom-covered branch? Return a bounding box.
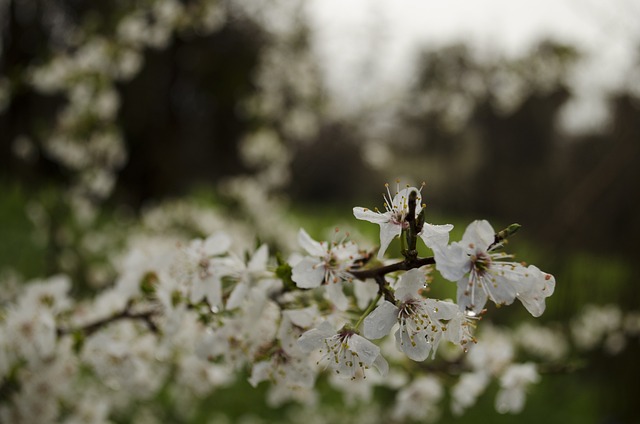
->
[7,180,635,424]
[56,302,159,337]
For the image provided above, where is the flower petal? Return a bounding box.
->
[462,220,495,252]
[297,228,326,257]
[203,232,232,256]
[373,353,389,377]
[248,244,269,272]
[483,271,518,308]
[395,328,431,361]
[395,268,427,300]
[516,265,556,317]
[226,281,248,310]
[325,281,349,311]
[419,223,453,249]
[292,257,325,288]
[434,244,469,282]
[363,300,399,339]
[377,222,402,259]
[349,333,381,366]
[457,275,489,314]
[353,207,390,224]
[297,321,334,352]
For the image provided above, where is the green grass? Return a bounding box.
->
[0,181,47,280]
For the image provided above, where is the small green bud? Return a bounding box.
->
[496,223,521,241]
[506,223,521,236]
[171,290,182,307]
[490,223,522,251]
[275,252,295,290]
[140,272,159,296]
[72,330,85,353]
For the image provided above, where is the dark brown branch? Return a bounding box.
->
[405,190,419,257]
[348,256,435,280]
[348,256,436,305]
[374,274,396,304]
[57,304,158,337]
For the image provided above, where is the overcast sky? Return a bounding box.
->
[306,0,640,132]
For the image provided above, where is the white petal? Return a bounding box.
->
[462,220,495,252]
[520,296,547,318]
[226,282,248,310]
[495,387,526,414]
[249,361,270,387]
[283,306,318,329]
[434,244,469,282]
[349,333,381,366]
[395,328,430,361]
[353,279,379,310]
[482,271,518,308]
[457,276,488,314]
[287,362,316,388]
[419,223,453,249]
[291,257,325,288]
[363,301,399,339]
[248,244,269,272]
[353,207,390,224]
[297,228,326,257]
[204,274,223,309]
[298,321,334,352]
[373,353,389,377]
[377,222,402,259]
[325,281,350,311]
[517,266,555,317]
[189,280,205,304]
[203,232,232,256]
[426,299,459,321]
[395,268,426,300]
[443,312,465,344]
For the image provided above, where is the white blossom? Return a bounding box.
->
[353,183,453,259]
[353,278,379,310]
[435,220,555,316]
[364,268,458,361]
[495,363,540,414]
[451,371,490,416]
[466,325,515,375]
[571,304,623,350]
[291,229,359,310]
[298,322,388,379]
[4,305,57,365]
[177,232,232,309]
[224,244,272,309]
[515,323,568,361]
[392,376,443,422]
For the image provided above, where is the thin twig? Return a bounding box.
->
[57,303,158,337]
[348,256,435,280]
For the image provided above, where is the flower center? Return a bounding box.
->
[398,298,420,319]
[391,210,409,229]
[471,251,492,276]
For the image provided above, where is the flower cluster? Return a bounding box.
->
[4,181,636,423]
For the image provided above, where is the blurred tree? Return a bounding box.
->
[288,121,380,204]
[391,41,640,260]
[116,16,266,206]
[555,94,640,258]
